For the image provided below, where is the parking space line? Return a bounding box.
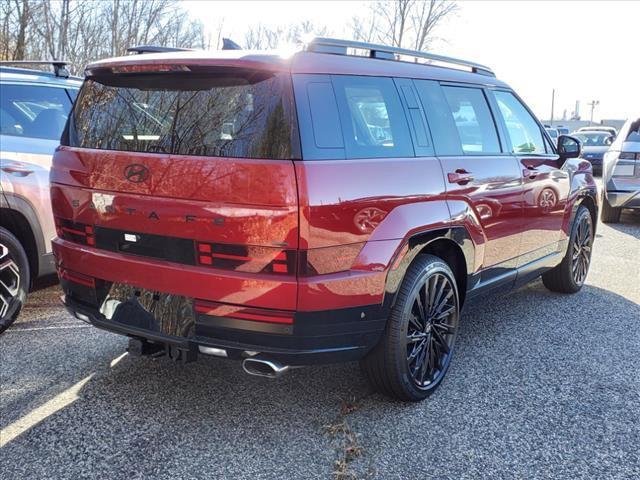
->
[6,325,93,332]
[0,374,94,448]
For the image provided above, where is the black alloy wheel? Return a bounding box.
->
[361,254,460,401]
[542,205,593,294]
[406,272,458,389]
[571,212,592,286]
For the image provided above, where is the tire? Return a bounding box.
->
[0,227,30,333]
[542,205,593,294]
[601,192,621,223]
[360,254,460,401]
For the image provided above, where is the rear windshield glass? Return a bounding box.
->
[66,69,299,159]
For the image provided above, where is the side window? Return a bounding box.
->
[0,84,72,140]
[414,80,463,156]
[493,91,546,154]
[307,82,343,148]
[332,76,413,159]
[441,86,501,155]
[292,74,345,160]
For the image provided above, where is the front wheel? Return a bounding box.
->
[360,254,460,401]
[0,227,30,333]
[542,205,593,294]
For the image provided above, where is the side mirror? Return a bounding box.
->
[557,135,581,160]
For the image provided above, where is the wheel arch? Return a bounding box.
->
[577,194,597,233]
[383,226,474,313]
[0,194,45,282]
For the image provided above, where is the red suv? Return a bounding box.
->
[51,39,598,401]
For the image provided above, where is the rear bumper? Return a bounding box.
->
[606,190,640,209]
[60,276,386,366]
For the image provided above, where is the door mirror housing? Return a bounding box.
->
[557,135,581,160]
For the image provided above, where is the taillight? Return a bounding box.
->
[196,241,296,275]
[55,218,95,246]
[618,152,638,160]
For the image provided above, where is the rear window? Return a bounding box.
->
[66,69,299,159]
[0,84,74,140]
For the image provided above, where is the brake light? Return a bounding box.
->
[55,218,95,246]
[196,242,295,275]
[111,64,191,74]
[194,300,294,325]
[619,152,637,160]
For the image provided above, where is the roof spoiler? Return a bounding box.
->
[305,37,495,77]
[0,60,70,78]
[126,45,195,55]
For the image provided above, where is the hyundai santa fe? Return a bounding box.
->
[51,38,598,401]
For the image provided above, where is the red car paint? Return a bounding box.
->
[51,47,598,367]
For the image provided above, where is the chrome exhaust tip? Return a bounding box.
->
[242,355,289,378]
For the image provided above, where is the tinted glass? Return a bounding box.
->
[441,86,501,154]
[67,71,298,159]
[0,84,73,140]
[307,82,343,148]
[494,91,545,154]
[332,76,413,158]
[414,80,463,156]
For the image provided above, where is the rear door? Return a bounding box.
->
[489,89,570,266]
[415,80,524,291]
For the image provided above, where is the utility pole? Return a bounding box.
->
[550,89,555,126]
[587,100,599,126]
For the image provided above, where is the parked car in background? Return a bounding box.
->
[51,38,597,401]
[571,130,614,175]
[545,127,559,146]
[601,117,640,222]
[0,61,81,332]
[577,125,617,137]
[556,126,570,136]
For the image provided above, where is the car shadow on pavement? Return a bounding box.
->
[2,279,639,479]
[605,209,640,239]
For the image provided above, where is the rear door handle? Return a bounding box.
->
[447,169,474,185]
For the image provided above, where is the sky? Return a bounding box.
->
[182,0,639,122]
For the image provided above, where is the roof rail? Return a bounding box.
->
[305,37,495,77]
[0,60,70,78]
[126,45,195,55]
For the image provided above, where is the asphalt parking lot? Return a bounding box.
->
[1,209,639,480]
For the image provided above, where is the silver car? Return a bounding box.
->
[601,117,640,223]
[0,62,81,331]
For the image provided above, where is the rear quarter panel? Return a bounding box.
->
[295,156,477,310]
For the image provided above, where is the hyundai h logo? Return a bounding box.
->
[124,164,149,183]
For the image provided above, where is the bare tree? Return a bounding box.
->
[244,20,328,50]
[350,0,458,51]
[412,0,457,51]
[0,0,207,74]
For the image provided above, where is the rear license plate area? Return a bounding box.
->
[100,283,195,338]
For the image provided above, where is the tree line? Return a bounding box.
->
[1,0,457,75]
